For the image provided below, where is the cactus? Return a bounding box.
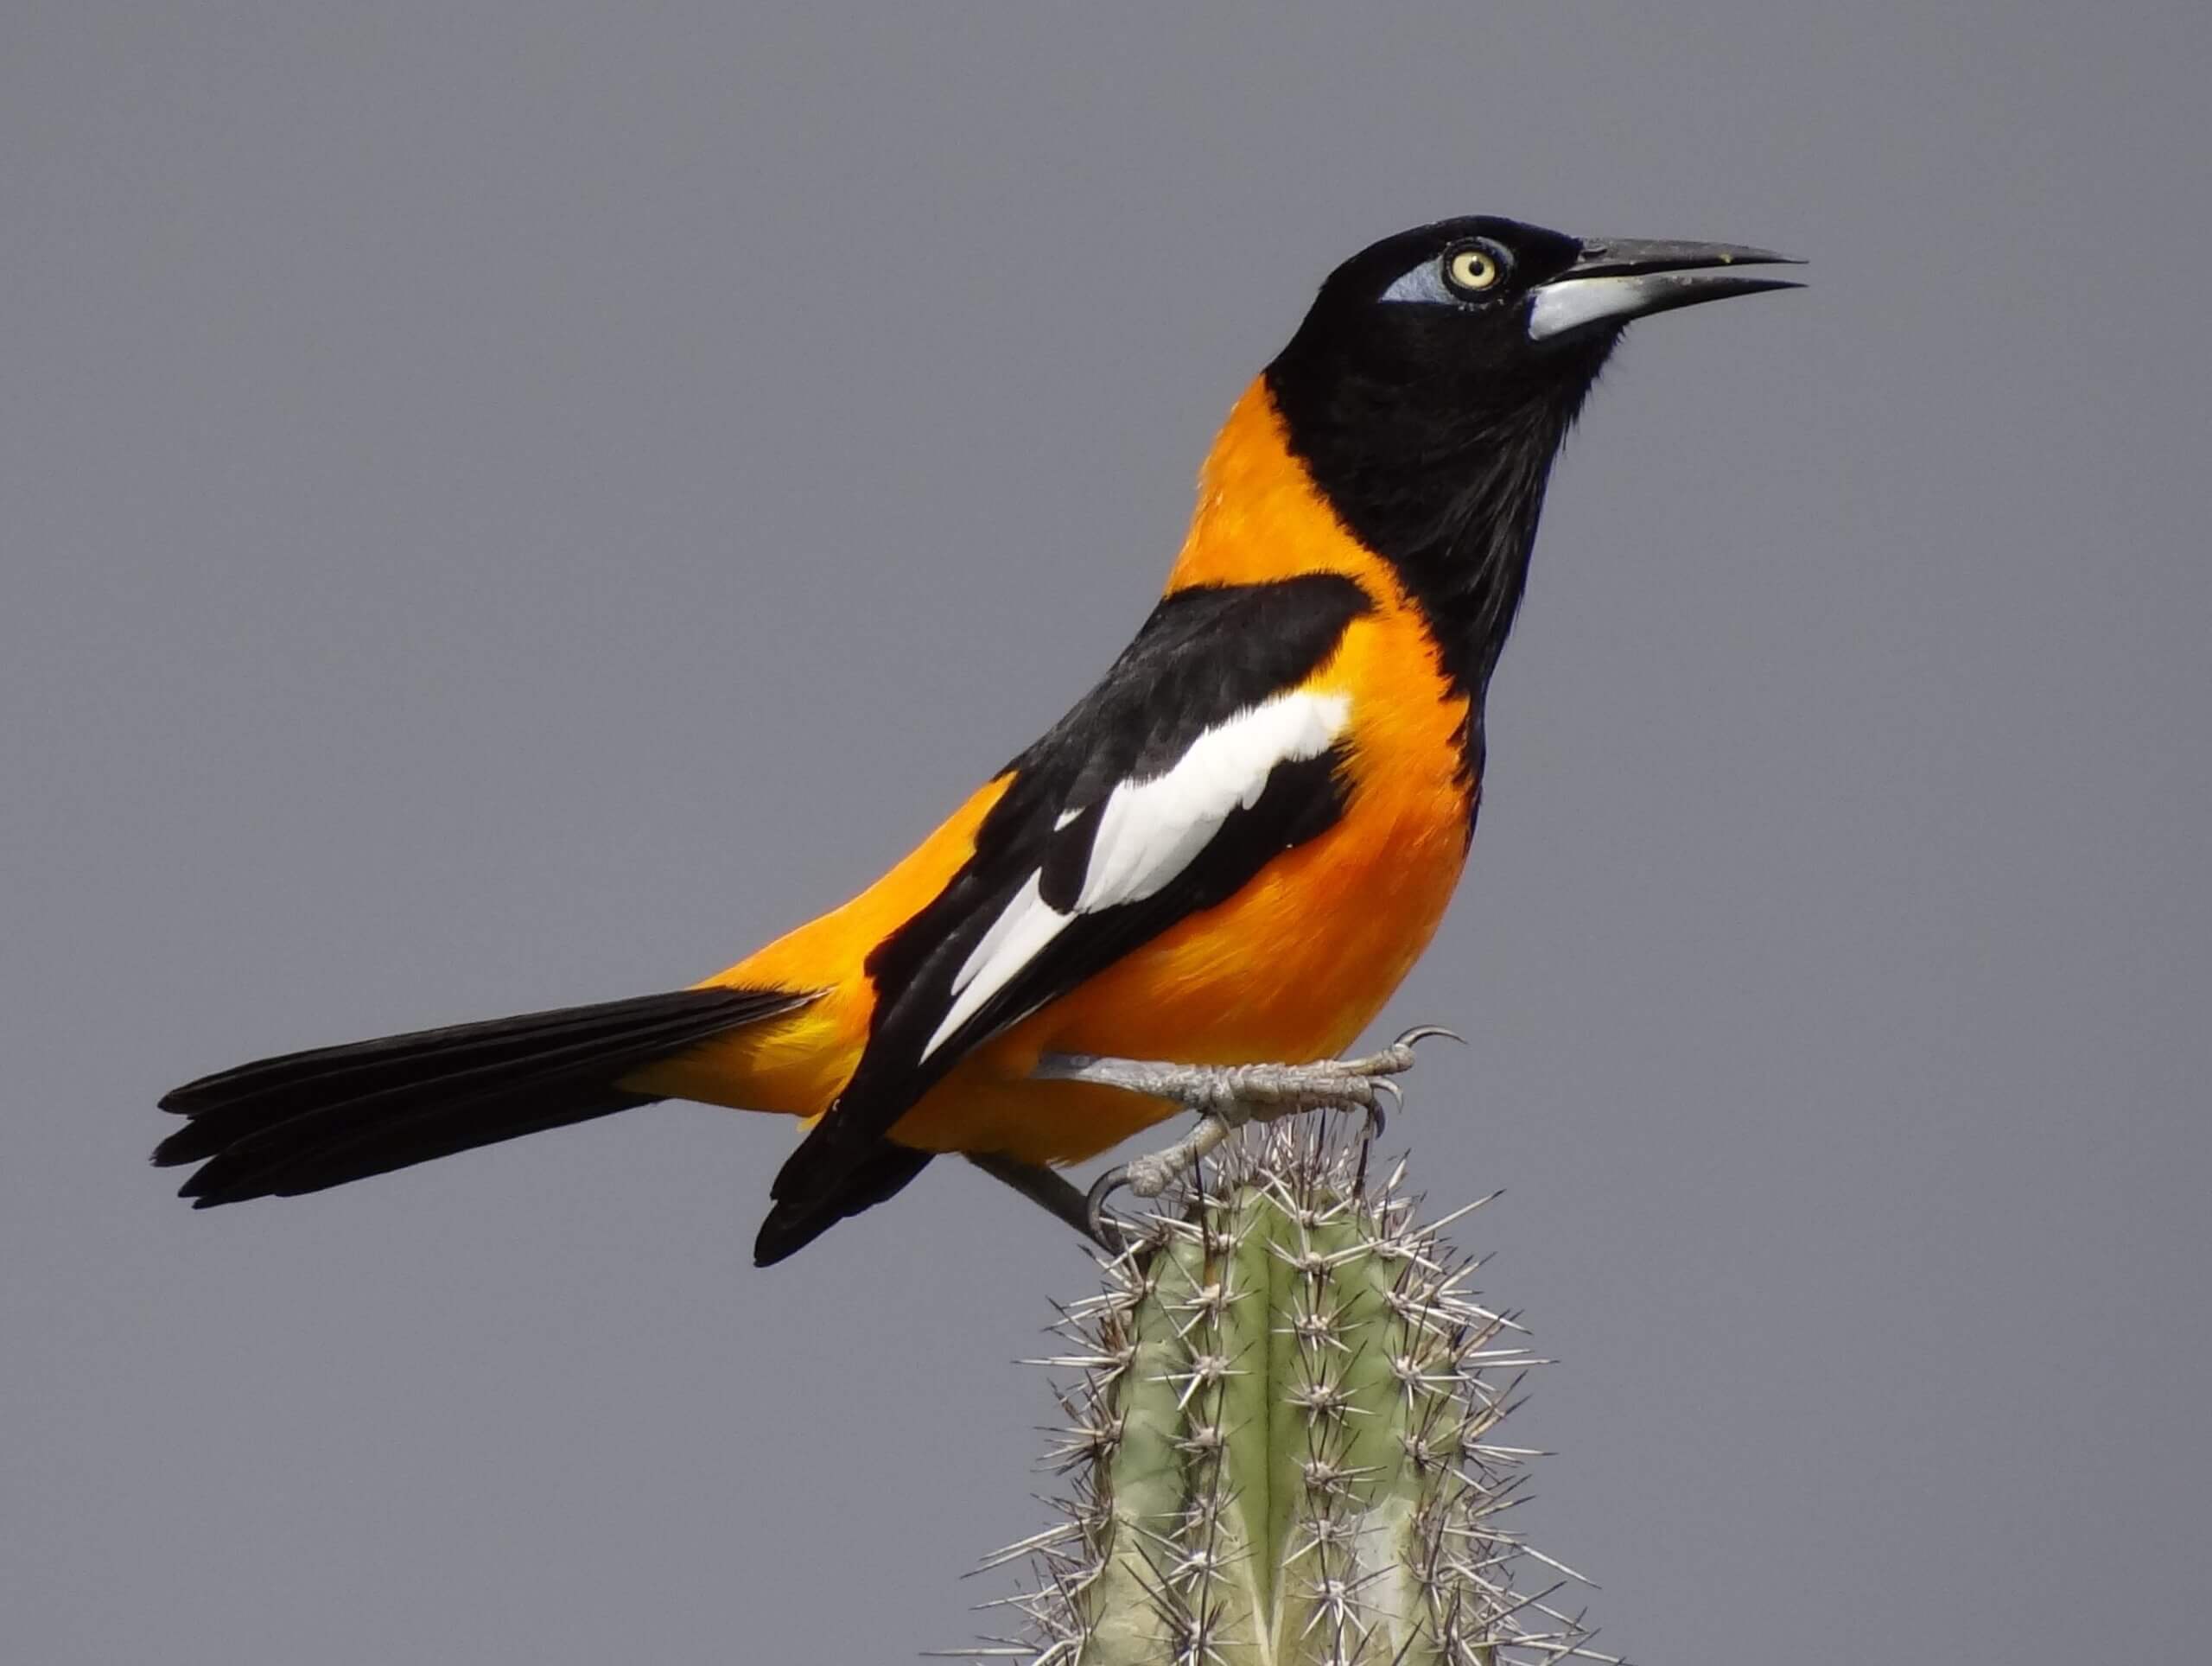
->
[963,1116,1607,1666]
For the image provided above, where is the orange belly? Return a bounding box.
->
[633,748,1469,1167]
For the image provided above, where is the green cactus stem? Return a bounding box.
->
[964,1116,1607,1666]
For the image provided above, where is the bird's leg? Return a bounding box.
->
[1032,1027,1462,1240]
[963,1150,1126,1251]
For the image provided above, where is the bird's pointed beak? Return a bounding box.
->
[1528,238,1804,341]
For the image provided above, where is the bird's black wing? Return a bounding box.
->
[755,574,1374,1261]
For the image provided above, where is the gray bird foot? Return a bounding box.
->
[1034,1027,1463,1243]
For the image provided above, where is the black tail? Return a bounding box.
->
[156,987,811,1207]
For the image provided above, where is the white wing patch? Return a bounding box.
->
[922,690,1351,1059]
[1074,690,1350,910]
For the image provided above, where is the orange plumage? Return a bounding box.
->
[634,378,1474,1167]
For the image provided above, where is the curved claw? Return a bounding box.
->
[1360,1082,1395,1143]
[1084,1165,1133,1248]
[1393,1024,1467,1051]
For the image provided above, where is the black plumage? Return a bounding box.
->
[158,987,811,1205]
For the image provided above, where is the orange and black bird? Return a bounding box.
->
[156,217,1799,1265]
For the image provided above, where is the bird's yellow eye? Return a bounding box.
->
[1444,244,1504,296]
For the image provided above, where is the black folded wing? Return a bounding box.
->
[755,574,1373,1260]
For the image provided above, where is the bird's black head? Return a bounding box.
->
[1267,216,1799,699]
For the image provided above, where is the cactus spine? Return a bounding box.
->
[971,1119,1604,1666]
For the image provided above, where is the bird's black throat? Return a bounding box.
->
[1263,329,1612,726]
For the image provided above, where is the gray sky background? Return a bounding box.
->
[5,4,2207,1662]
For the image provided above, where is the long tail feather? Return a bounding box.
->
[157,987,811,1206]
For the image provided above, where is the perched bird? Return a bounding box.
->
[156,216,1799,1265]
